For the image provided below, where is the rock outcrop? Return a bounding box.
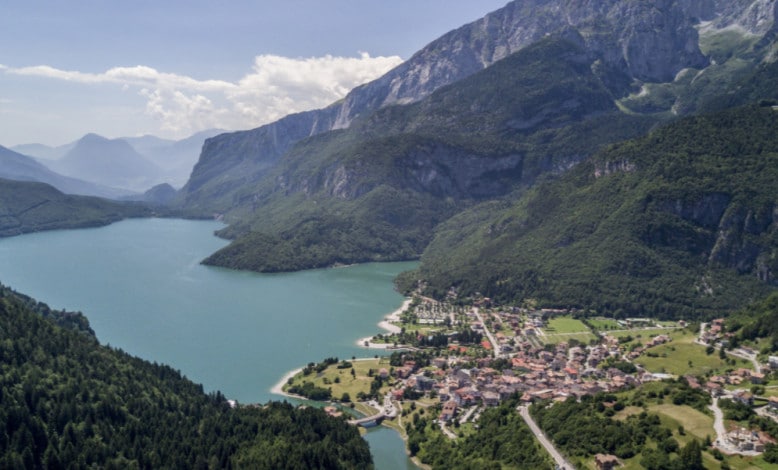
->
[180,0,729,210]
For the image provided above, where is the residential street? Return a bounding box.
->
[473,307,501,358]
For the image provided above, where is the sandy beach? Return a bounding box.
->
[269,367,304,398]
[356,297,411,348]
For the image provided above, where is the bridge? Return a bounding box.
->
[348,411,386,427]
[348,394,397,427]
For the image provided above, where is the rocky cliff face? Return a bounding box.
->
[180,0,729,210]
[710,0,777,35]
[654,193,777,283]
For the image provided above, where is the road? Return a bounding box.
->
[518,405,574,470]
[473,307,501,358]
[709,396,761,456]
[710,397,731,452]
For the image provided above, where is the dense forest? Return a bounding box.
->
[409,104,778,319]
[723,291,778,350]
[0,178,154,237]
[531,384,709,469]
[200,37,657,274]
[407,397,552,469]
[0,283,372,469]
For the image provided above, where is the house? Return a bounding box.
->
[751,372,766,384]
[414,375,435,392]
[684,375,701,390]
[482,391,500,406]
[733,391,754,406]
[594,454,620,470]
[705,381,723,396]
[439,400,458,422]
[769,396,778,411]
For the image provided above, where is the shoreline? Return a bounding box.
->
[356,297,411,349]
[269,294,419,466]
[269,367,304,399]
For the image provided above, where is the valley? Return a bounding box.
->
[2,0,778,467]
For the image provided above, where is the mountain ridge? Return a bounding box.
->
[0,145,134,199]
[179,0,725,211]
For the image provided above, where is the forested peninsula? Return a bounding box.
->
[0,283,372,469]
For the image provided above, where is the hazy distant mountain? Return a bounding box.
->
[11,142,75,160]
[49,134,163,192]
[0,145,134,199]
[123,129,223,187]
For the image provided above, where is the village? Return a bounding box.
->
[285,296,778,469]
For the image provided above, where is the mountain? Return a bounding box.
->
[408,104,778,319]
[9,141,74,160]
[0,283,372,468]
[123,129,223,188]
[0,145,134,199]
[179,0,716,210]
[130,182,178,206]
[198,35,657,272]
[50,133,163,192]
[174,0,778,316]
[0,178,152,237]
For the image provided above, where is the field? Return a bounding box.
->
[634,332,735,376]
[587,317,621,330]
[284,358,392,401]
[542,332,598,345]
[544,316,591,334]
[541,316,597,344]
[611,327,683,343]
[650,404,714,442]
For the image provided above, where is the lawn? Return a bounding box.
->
[635,341,732,376]
[542,332,597,345]
[587,317,621,330]
[544,316,591,334]
[649,404,714,442]
[614,328,686,344]
[284,357,393,401]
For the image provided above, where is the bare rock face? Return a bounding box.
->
[710,0,777,35]
[180,0,775,211]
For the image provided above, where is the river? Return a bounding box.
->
[0,217,418,469]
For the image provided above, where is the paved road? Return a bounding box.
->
[473,307,501,358]
[518,405,574,470]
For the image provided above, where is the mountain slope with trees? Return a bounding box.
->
[0,283,372,469]
[199,36,657,272]
[0,178,153,237]
[408,104,778,318]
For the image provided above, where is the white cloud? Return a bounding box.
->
[2,53,402,137]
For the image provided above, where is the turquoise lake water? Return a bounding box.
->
[0,217,417,469]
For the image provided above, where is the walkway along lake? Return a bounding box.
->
[0,218,418,469]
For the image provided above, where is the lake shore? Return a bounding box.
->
[357,297,411,349]
[269,367,304,399]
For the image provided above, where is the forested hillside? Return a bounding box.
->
[0,178,153,237]
[0,283,372,469]
[408,105,778,319]
[200,36,656,273]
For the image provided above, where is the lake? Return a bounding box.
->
[0,217,418,469]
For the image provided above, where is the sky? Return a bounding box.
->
[0,1,509,147]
